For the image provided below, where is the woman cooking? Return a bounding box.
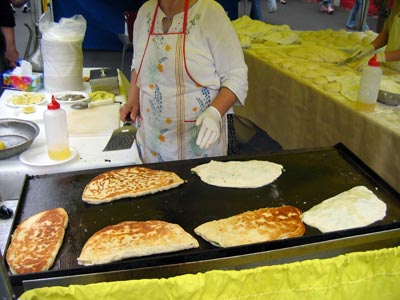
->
[120,0,248,163]
[350,0,400,71]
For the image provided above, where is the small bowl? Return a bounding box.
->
[53,91,89,105]
[0,119,40,160]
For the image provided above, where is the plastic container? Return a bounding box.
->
[40,14,86,92]
[43,96,71,160]
[356,55,382,112]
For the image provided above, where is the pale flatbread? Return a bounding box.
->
[195,206,305,248]
[191,160,283,188]
[302,186,387,233]
[6,208,68,274]
[82,167,184,204]
[77,220,199,266]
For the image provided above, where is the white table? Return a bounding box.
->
[0,74,141,253]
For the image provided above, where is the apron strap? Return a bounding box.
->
[136,0,203,87]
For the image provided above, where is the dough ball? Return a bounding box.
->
[305,63,319,71]
[303,70,321,79]
[290,65,308,74]
[280,60,295,69]
[323,82,341,93]
[313,77,329,85]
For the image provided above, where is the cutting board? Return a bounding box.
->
[66,103,120,136]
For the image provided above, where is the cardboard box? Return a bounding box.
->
[2,72,44,92]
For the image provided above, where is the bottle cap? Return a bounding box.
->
[48,95,60,110]
[368,54,380,67]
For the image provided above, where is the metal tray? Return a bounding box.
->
[378,89,400,106]
[6,144,400,289]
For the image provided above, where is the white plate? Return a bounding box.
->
[5,92,48,107]
[53,91,89,104]
[19,146,78,167]
[10,105,46,122]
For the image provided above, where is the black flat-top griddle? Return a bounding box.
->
[6,144,400,288]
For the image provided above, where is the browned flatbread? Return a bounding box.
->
[6,208,68,275]
[77,220,199,265]
[194,206,305,247]
[82,167,184,204]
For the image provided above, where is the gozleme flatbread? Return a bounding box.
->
[6,208,68,274]
[302,186,387,233]
[82,167,184,204]
[77,220,199,266]
[191,160,283,188]
[194,206,305,248]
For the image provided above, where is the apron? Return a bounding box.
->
[135,0,227,163]
[384,11,400,72]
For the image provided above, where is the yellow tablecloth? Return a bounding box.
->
[20,246,400,300]
[234,49,400,193]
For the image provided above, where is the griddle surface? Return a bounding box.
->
[7,144,400,284]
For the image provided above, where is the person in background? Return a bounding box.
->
[0,0,24,72]
[22,0,30,13]
[350,0,400,71]
[120,0,248,163]
[268,0,278,13]
[345,0,369,30]
[250,0,263,20]
[320,0,334,14]
[250,0,277,19]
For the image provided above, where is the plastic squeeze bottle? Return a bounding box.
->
[44,95,71,160]
[356,54,382,112]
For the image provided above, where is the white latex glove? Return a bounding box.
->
[351,45,375,61]
[195,106,221,149]
[354,55,372,72]
[376,51,386,63]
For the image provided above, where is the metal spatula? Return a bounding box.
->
[103,116,137,151]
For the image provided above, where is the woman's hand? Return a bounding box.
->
[120,101,139,122]
[196,106,221,149]
[120,69,141,122]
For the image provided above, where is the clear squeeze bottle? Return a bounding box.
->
[356,54,382,112]
[44,95,71,160]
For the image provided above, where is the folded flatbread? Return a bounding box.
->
[191,160,283,188]
[77,220,199,266]
[82,167,184,204]
[194,206,305,247]
[302,186,387,233]
[6,208,68,274]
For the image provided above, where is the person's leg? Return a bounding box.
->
[346,1,359,28]
[326,0,334,14]
[320,0,328,12]
[267,0,277,13]
[250,0,263,20]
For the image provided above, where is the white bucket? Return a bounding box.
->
[41,38,84,92]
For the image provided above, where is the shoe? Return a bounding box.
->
[320,5,328,12]
[345,24,355,30]
[280,0,286,4]
[269,9,277,13]
[22,5,31,13]
[327,6,334,14]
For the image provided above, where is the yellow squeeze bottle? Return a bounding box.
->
[44,96,71,160]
